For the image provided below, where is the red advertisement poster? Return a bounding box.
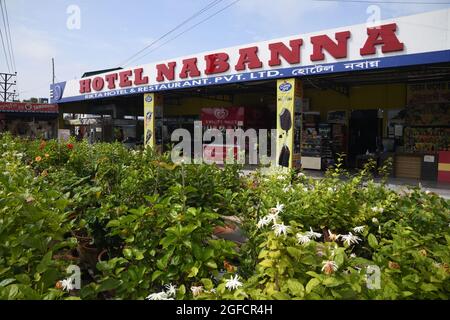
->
[201,107,244,127]
[0,102,59,114]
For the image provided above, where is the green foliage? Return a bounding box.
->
[0,133,448,300]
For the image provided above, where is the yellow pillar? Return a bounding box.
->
[144,93,163,152]
[276,79,303,169]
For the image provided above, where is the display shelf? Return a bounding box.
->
[404,126,450,153]
[301,122,334,170]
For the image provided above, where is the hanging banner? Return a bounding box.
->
[277,79,296,168]
[0,102,58,114]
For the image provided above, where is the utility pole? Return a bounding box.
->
[0,72,17,102]
[52,57,55,85]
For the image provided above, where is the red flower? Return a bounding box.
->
[67,143,74,150]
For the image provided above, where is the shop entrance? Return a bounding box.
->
[349,109,382,168]
[159,80,278,166]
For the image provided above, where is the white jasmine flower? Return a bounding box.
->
[306,227,322,240]
[272,223,290,237]
[266,212,279,224]
[371,206,384,213]
[282,185,293,193]
[146,292,173,300]
[296,233,311,245]
[321,260,339,275]
[350,253,357,258]
[257,216,271,229]
[327,230,340,242]
[275,202,284,214]
[372,218,379,224]
[60,278,74,292]
[164,283,177,297]
[298,172,306,178]
[208,288,217,294]
[353,226,365,234]
[225,274,243,291]
[191,286,204,297]
[340,232,361,246]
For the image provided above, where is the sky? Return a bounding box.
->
[2,0,450,100]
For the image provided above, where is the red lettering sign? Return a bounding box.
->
[360,23,404,55]
[310,31,351,61]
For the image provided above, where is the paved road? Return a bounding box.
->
[242,169,450,200]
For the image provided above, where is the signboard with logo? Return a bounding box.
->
[0,102,58,114]
[144,93,163,149]
[51,9,450,104]
[201,107,244,127]
[277,79,302,169]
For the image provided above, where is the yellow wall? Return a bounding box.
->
[164,92,276,117]
[305,83,406,118]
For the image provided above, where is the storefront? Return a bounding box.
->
[51,9,450,182]
[0,102,59,139]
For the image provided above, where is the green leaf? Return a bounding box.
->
[202,248,214,261]
[192,244,203,260]
[258,250,269,259]
[201,278,214,290]
[286,247,302,260]
[123,248,133,259]
[133,249,145,261]
[176,284,186,300]
[205,261,218,269]
[97,278,121,292]
[157,252,172,270]
[36,251,53,274]
[8,285,19,300]
[151,270,163,282]
[420,283,438,292]
[259,259,272,268]
[287,279,304,297]
[306,271,323,280]
[272,292,291,300]
[187,266,199,278]
[0,279,15,287]
[306,278,320,294]
[322,277,344,287]
[368,234,378,249]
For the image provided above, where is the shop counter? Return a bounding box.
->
[393,152,439,181]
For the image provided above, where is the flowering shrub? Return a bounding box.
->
[0,133,448,300]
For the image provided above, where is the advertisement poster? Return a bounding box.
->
[277,79,301,169]
[144,93,155,148]
[201,107,244,127]
[201,107,244,163]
